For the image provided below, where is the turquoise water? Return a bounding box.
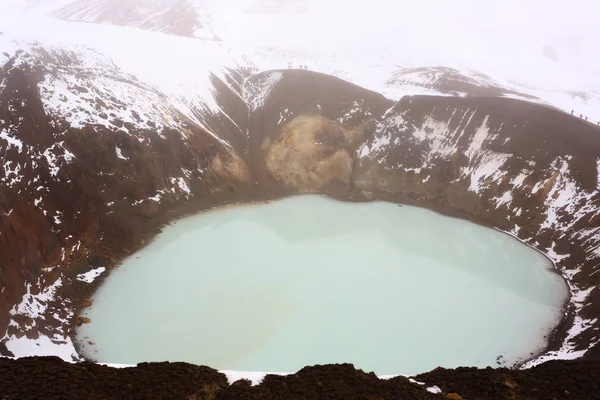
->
[77,195,567,375]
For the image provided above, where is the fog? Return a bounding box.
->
[200,0,599,86]
[209,0,599,53]
[4,0,599,88]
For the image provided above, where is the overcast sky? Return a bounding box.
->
[4,0,599,88]
[204,0,600,85]
[211,0,599,49]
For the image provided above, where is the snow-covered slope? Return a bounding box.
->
[0,6,256,149]
[6,0,600,122]
[6,0,217,39]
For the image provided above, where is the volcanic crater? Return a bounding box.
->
[1,57,600,398]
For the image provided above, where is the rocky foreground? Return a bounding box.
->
[1,357,599,399]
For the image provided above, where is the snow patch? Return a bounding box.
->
[546,242,569,263]
[539,158,581,231]
[10,278,63,320]
[511,170,531,187]
[0,129,23,152]
[115,146,127,160]
[426,386,442,394]
[41,142,74,177]
[220,370,289,386]
[597,158,600,189]
[494,191,513,207]
[466,151,510,193]
[170,177,191,195]
[337,100,372,125]
[4,334,79,362]
[243,71,283,111]
[76,267,106,284]
[1,160,23,186]
[358,143,370,158]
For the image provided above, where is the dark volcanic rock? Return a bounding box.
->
[1,356,599,400]
[416,360,600,400]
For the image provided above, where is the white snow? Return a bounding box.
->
[511,225,521,235]
[597,158,600,189]
[369,132,392,155]
[148,194,161,202]
[511,170,531,187]
[0,11,248,151]
[220,370,289,386]
[42,146,60,177]
[546,242,570,263]
[1,160,23,186]
[494,191,513,207]
[170,177,191,195]
[99,363,134,368]
[467,152,510,194]
[413,112,468,160]
[243,71,283,111]
[0,129,24,152]
[539,158,580,231]
[115,146,127,160]
[465,115,490,159]
[76,267,106,283]
[426,385,442,394]
[4,334,79,361]
[358,144,370,158]
[10,278,63,320]
[2,273,81,362]
[132,189,169,205]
